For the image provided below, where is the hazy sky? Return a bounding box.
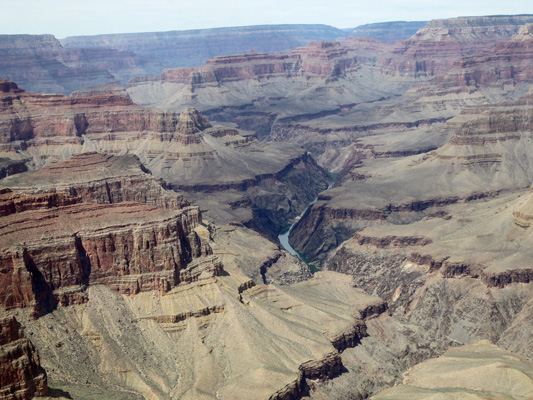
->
[3,0,532,38]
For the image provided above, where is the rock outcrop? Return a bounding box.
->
[432,22,533,96]
[0,154,219,317]
[0,187,215,317]
[0,152,190,210]
[123,15,533,184]
[3,14,533,400]
[390,15,533,78]
[373,340,533,400]
[0,315,47,399]
[128,40,363,91]
[60,24,346,75]
[11,271,385,400]
[0,81,331,236]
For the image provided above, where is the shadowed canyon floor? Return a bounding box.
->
[1,14,533,400]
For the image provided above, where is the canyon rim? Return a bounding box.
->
[1,9,533,400]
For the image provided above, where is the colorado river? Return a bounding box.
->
[278,180,334,263]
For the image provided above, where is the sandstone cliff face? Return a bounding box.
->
[0,79,181,147]
[129,40,362,90]
[389,15,533,78]
[60,24,346,75]
[0,315,47,399]
[0,185,216,317]
[1,152,190,210]
[0,82,331,237]
[432,23,533,97]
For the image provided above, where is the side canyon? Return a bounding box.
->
[1,14,533,400]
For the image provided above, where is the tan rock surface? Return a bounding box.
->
[373,340,533,400]
[12,271,384,400]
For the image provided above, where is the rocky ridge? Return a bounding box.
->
[0,315,47,400]
[0,81,330,236]
[0,153,220,317]
[2,14,533,400]
[124,15,533,181]
[373,340,533,399]
[0,188,216,317]
[60,24,346,76]
[0,25,347,95]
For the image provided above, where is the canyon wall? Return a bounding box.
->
[0,34,140,94]
[0,316,48,400]
[61,24,346,75]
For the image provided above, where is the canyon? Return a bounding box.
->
[0,25,348,95]
[1,14,533,400]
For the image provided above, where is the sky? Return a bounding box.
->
[3,0,533,38]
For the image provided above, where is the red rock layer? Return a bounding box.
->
[433,23,533,95]
[130,41,362,87]
[0,189,217,316]
[0,315,47,399]
[129,16,533,90]
[0,80,183,145]
[389,15,533,77]
[7,152,191,210]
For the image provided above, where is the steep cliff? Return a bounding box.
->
[0,188,217,317]
[0,82,330,235]
[0,315,47,400]
[61,24,346,75]
[0,152,190,210]
[390,15,533,78]
[432,22,533,98]
[124,16,533,182]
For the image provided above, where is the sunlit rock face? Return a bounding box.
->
[0,315,48,400]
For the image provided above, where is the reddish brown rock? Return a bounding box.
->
[130,41,363,88]
[432,23,533,95]
[60,24,346,77]
[0,188,218,316]
[0,81,331,239]
[1,152,190,210]
[0,315,47,399]
[390,15,533,78]
[0,79,183,145]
